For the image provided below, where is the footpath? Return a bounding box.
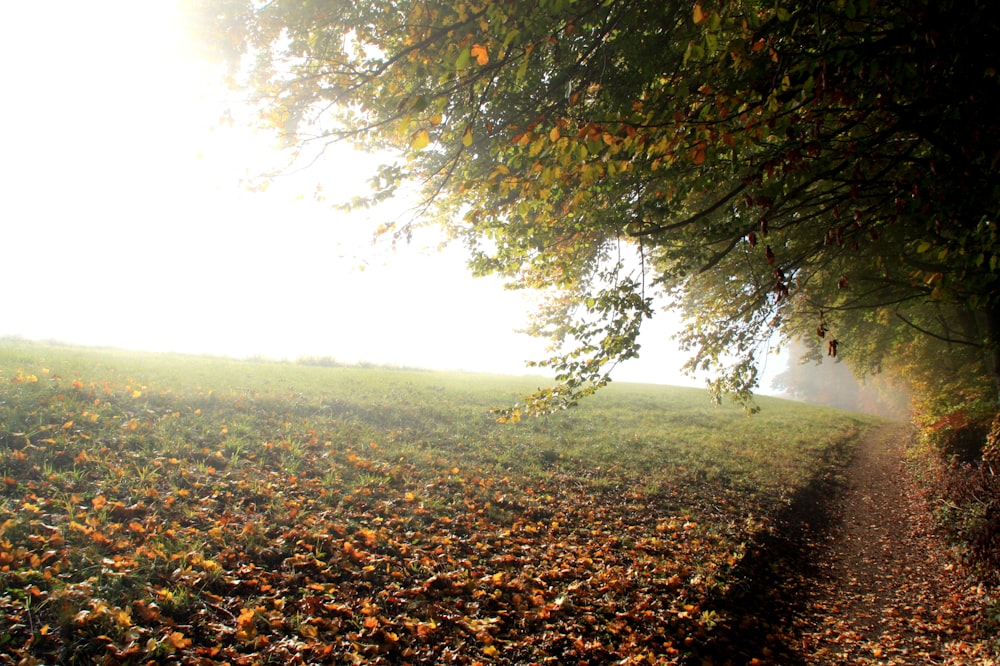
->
[790,424,994,664]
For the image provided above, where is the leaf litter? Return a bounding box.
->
[0,352,995,664]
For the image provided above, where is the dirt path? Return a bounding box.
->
[790,424,992,664]
[694,423,994,664]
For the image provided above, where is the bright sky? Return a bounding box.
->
[0,1,774,389]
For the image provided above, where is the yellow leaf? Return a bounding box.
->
[430,112,443,126]
[693,4,706,24]
[412,128,430,151]
[483,644,499,657]
[471,43,489,65]
[165,632,191,649]
[549,126,560,142]
[299,622,319,638]
[462,126,474,147]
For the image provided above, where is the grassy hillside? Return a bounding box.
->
[0,341,880,664]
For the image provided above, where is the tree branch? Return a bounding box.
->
[895,312,982,348]
[626,181,747,238]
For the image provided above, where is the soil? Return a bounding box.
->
[695,423,997,665]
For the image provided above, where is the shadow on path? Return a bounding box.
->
[684,437,856,665]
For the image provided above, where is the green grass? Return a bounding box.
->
[0,339,881,664]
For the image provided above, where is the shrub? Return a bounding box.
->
[927,456,1000,581]
[925,412,993,463]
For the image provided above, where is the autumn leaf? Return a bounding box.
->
[165,631,191,649]
[470,43,489,65]
[236,607,257,641]
[691,141,707,165]
[693,3,706,24]
[412,128,431,151]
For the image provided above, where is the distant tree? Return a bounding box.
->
[188,0,1000,417]
[770,340,909,419]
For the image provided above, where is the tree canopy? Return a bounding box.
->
[190,0,1000,416]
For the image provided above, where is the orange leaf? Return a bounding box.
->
[691,141,707,165]
[470,44,489,65]
[236,607,257,640]
[165,631,191,649]
[693,3,706,24]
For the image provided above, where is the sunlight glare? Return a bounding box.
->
[0,0,709,386]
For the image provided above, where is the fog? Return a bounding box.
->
[0,1,727,389]
[771,342,911,419]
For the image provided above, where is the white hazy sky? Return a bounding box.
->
[0,1,784,389]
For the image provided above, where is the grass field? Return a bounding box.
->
[0,340,880,664]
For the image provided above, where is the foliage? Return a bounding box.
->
[916,450,1000,584]
[0,341,877,664]
[187,0,1000,413]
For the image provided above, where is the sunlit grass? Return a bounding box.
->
[0,339,881,664]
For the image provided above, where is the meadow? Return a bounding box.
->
[0,340,881,664]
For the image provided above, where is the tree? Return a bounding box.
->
[188,0,1000,416]
[770,340,909,418]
